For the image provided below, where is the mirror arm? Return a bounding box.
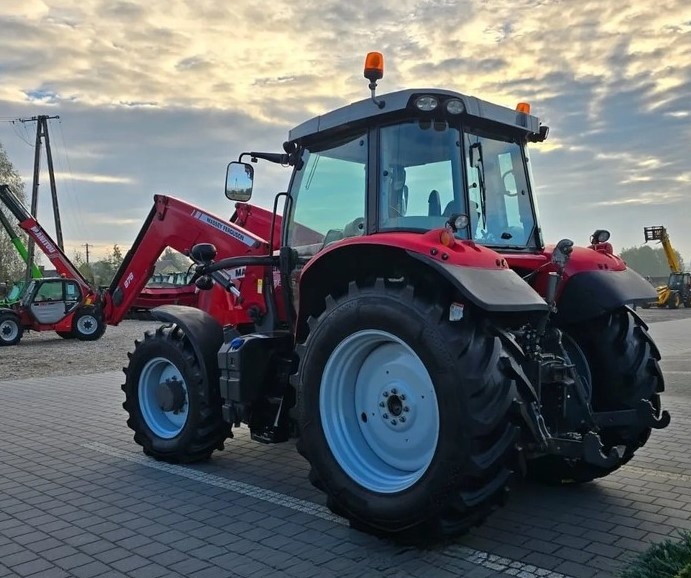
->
[239,151,290,165]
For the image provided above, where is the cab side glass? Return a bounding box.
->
[225,162,254,202]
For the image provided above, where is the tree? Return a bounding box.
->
[0,143,28,282]
[619,245,685,278]
[73,250,95,284]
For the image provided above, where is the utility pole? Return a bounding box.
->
[19,115,62,282]
[83,243,91,264]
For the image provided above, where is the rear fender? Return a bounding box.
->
[297,242,548,340]
[555,269,658,324]
[150,305,224,382]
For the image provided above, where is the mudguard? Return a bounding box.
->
[408,253,549,313]
[555,268,658,324]
[150,305,224,382]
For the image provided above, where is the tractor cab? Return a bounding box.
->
[278,93,547,261]
[20,277,83,325]
[225,56,550,317]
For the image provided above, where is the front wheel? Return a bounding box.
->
[528,308,663,484]
[121,324,228,462]
[294,280,521,540]
[669,292,681,309]
[72,307,106,341]
[0,312,23,346]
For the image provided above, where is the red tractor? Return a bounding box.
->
[115,54,669,540]
[0,186,281,345]
[7,53,670,541]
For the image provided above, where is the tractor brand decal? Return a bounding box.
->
[124,272,135,289]
[229,267,246,280]
[192,210,255,247]
[29,225,57,254]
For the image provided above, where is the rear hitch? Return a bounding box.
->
[546,431,625,469]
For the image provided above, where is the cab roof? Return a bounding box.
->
[288,88,542,143]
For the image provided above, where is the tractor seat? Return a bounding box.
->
[428,190,441,216]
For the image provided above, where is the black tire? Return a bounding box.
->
[56,331,75,339]
[294,280,522,540]
[528,308,663,484]
[122,324,228,463]
[72,307,106,341]
[668,292,681,309]
[0,312,23,346]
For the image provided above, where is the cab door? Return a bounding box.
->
[29,280,82,324]
[282,132,368,314]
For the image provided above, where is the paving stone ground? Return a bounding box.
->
[0,314,689,577]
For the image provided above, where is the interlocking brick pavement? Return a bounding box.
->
[0,315,689,577]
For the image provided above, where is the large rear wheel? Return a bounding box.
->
[122,324,228,462]
[528,308,663,484]
[294,280,522,540]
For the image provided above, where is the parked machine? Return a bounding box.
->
[112,54,667,540]
[0,183,282,345]
[643,225,691,308]
[0,206,42,307]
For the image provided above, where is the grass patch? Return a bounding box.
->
[621,531,691,578]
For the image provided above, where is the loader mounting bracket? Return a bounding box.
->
[546,432,625,469]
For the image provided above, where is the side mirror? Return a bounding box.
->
[191,243,217,264]
[225,162,254,202]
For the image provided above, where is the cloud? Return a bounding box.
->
[0,0,690,260]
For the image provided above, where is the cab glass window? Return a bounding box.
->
[288,133,367,254]
[379,122,465,232]
[464,130,536,248]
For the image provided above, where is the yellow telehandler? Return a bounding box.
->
[643,226,691,308]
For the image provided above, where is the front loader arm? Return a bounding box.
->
[104,194,272,325]
[0,184,91,292]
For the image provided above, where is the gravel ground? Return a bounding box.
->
[1,307,689,382]
[0,320,163,380]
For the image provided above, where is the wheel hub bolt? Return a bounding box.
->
[382,413,389,419]
[391,419,397,425]
[379,401,385,407]
[391,388,398,394]
[400,394,406,401]
[403,406,410,413]
[383,391,389,397]
[400,416,406,423]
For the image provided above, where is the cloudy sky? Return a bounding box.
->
[1,1,690,262]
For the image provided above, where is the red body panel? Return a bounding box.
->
[301,229,511,279]
[504,244,627,300]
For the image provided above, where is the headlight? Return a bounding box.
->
[414,95,438,111]
[445,99,464,114]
